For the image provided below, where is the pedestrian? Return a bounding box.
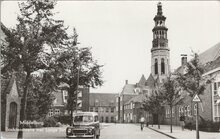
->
[180,114,185,131]
[140,116,145,131]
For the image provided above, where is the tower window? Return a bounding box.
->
[155,59,158,75]
[161,58,165,74]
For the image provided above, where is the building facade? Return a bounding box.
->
[89,93,116,123]
[163,42,220,125]
[48,86,90,117]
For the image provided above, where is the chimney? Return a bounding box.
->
[125,80,128,85]
[181,54,187,66]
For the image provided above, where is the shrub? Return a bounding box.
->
[54,115,71,125]
[43,117,58,127]
[199,120,220,132]
[185,120,220,132]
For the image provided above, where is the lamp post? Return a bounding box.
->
[75,55,81,113]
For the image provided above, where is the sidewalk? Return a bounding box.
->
[147,125,220,139]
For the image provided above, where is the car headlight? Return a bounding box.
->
[67,128,72,133]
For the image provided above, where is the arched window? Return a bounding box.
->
[161,58,165,74]
[187,105,191,116]
[155,59,158,75]
[194,104,197,115]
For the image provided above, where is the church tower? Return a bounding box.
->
[151,2,170,81]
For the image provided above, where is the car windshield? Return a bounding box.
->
[74,115,94,123]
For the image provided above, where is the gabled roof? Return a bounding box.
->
[199,42,220,65]
[121,84,136,95]
[174,42,220,74]
[146,74,155,88]
[90,93,117,107]
[1,75,16,96]
[125,94,146,104]
[138,75,147,86]
[203,56,220,73]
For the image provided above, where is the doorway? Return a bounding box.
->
[9,102,17,129]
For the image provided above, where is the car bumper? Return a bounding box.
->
[66,134,94,138]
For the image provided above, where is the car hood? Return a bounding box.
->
[72,122,96,127]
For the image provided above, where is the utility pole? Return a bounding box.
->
[75,52,81,113]
[193,94,201,139]
[196,102,199,139]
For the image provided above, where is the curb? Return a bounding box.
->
[147,126,177,139]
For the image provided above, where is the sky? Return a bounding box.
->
[1,1,220,94]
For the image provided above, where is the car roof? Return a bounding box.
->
[73,112,98,116]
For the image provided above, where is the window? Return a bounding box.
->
[166,108,169,118]
[111,107,114,113]
[172,107,175,117]
[77,90,82,97]
[167,108,170,118]
[90,107,93,112]
[106,107,109,113]
[155,59,158,75]
[213,82,220,96]
[161,58,165,74]
[63,90,68,103]
[101,117,104,122]
[95,107,98,112]
[187,105,191,116]
[54,109,60,115]
[214,100,220,121]
[179,106,183,117]
[77,99,82,108]
[48,109,54,117]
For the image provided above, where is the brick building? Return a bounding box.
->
[163,42,220,125]
[89,93,116,123]
[48,85,90,117]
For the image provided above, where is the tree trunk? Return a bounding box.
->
[170,105,173,133]
[69,86,77,126]
[17,72,31,139]
[158,114,160,129]
[70,103,73,126]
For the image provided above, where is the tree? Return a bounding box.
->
[160,74,182,133]
[143,89,164,129]
[176,53,206,97]
[176,53,210,139]
[26,72,56,120]
[49,30,103,125]
[1,0,68,138]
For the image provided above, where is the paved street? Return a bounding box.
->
[1,123,170,139]
[100,124,170,139]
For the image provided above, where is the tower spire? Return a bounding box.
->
[157,2,163,15]
[151,2,170,81]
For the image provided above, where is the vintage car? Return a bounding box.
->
[66,112,100,139]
